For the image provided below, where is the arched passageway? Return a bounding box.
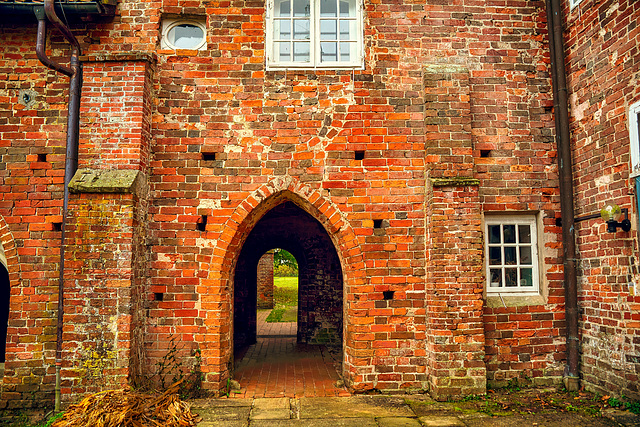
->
[232,201,346,397]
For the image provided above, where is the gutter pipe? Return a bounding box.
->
[545,0,580,389]
[34,0,83,412]
[1,2,108,16]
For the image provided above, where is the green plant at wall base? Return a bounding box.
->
[608,396,624,408]
[39,412,64,427]
[607,395,640,415]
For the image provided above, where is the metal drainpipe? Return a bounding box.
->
[34,0,82,412]
[545,0,580,390]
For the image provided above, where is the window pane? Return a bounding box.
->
[505,268,517,287]
[339,41,355,61]
[520,268,533,287]
[274,20,291,39]
[504,247,516,265]
[520,246,532,265]
[293,20,310,39]
[518,224,531,243]
[339,20,354,39]
[169,24,204,49]
[489,269,502,288]
[320,0,337,16]
[503,224,516,243]
[320,20,337,40]
[276,41,291,61]
[293,0,310,16]
[320,41,338,62]
[488,225,501,243]
[489,247,501,265]
[276,0,291,16]
[339,0,353,16]
[293,41,310,61]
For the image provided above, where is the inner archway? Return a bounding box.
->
[232,201,345,397]
[1,262,9,369]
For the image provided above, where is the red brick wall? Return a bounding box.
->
[0,25,69,409]
[256,251,274,310]
[564,0,640,399]
[0,0,566,405]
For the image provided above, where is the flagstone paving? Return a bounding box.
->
[190,395,640,427]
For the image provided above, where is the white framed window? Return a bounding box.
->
[161,19,207,50]
[569,0,584,9]
[629,100,640,176]
[485,215,539,295]
[266,0,364,70]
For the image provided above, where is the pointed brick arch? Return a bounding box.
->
[0,215,18,275]
[0,215,18,371]
[197,177,365,394]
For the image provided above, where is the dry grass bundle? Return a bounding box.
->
[51,380,200,427]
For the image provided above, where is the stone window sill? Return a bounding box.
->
[486,294,545,308]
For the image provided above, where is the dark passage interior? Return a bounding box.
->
[1,263,9,364]
[233,200,343,359]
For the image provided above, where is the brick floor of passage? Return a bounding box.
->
[231,310,350,398]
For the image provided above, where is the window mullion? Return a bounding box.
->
[312,0,319,67]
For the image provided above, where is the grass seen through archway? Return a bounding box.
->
[265,276,298,322]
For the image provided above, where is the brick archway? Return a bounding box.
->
[0,215,18,379]
[199,178,365,394]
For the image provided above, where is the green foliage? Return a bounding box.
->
[4,411,64,427]
[273,249,298,276]
[608,396,624,408]
[460,394,486,402]
[607,395,640,414]
[627,400,640,415]
[274,264,298,277]
[40,412,63,427]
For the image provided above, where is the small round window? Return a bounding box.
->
[162,20,206,50]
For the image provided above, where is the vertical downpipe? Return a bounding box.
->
[546,0,580,390]
[34,0,82,411]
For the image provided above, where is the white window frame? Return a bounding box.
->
[484,215,540,295]
[161,19,207,51]
[629,100,640,177]
[569,0,583,10]
[265,0,364,70]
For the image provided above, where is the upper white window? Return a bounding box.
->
[161,19,207,50]
[629,100,640,176]
[569,0,584,9]
[485,215,539,295]
[266,0,363,69]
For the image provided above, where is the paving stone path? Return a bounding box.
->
[190,395,640,427]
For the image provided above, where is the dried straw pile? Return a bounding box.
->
[51,381,200,427]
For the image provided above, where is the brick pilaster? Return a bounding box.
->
[424,64,486,399]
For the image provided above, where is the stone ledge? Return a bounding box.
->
[80,52,157,64]
[69,168,143,195]
[424,64,469,74]
[485,294,545,308]
[430,177,480,187]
